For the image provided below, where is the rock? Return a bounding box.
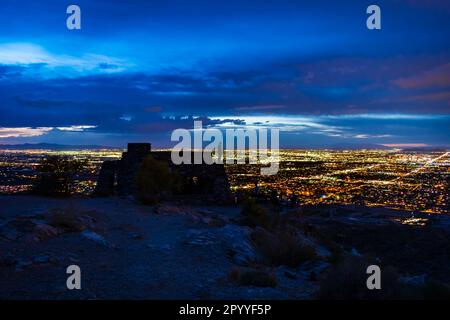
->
[400,274,427,287]
[32,255,51,264]
[10,254,59,270]
[229,266,277,288]
[284,269,298,280]
[314,245,332,259]
[130,233,144,240]
[47,208,97,232]
[81,230,112,248]
[160,244,171,251]
[33,223,60,241]
[183,224,259,267]
[145,243,172,251]
[0,226,19,241]
[350,247,362,257]
[297,234,332,259]
[0,254,16,267]
[10,216,39,232]
[202,215,228,227]
[215,225,259,266]
[299,260,330,279]
[155,204,186,215]
[184,229,216,246]
[64,253,79,263]
[15,259,32,271]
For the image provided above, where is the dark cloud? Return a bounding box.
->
[391,63,450,89]
[2,53,450,134]
[0,65,25,79]
[1,0,449,146]
[97,63,120,70]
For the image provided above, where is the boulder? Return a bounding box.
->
[399,274,427,287]
[81,230,113,248]
[215,225,259,266]
[0,226,19,241]
[184,224,259,266]
[33,223,60,241]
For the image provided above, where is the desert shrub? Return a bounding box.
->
[240,197,279,229]
[325,240,344,265]
[228,266,277,287]
[182,175,214,194]
[47,207,87,232]
[422,280,450,300]
[251,228,317,267]
[136,155,181,204]
[317,255,416,299]
[33,156,87,196]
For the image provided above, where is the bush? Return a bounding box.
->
[241,197,279,229]
[136,155,181,204]
[317,255,415,299]
[229,266,277,287]
[251,228,317,267]
[47,207,88,232]
[422,280,450,300]
[33,156,86,196]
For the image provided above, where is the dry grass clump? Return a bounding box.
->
[240,197,280,229]
[422,280,450,300]
[136,155,181,204]
[47,207,88,232]
[229,266,277,288]
[251,228,317,268]
[317,255,416,300]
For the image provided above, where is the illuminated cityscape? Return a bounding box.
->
[0,149,123,195]
[1,148,448,214]
[227,149,449,214]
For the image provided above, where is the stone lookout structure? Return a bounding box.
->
[94,143,231,202]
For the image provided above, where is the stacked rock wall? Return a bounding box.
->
[94,143,232,202]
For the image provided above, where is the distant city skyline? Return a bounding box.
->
[0,0,449,148]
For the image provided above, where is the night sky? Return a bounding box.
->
[0,0,449,148]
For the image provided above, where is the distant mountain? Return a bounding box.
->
[292,143,392,150]
[1,142,446,152]
[0,143,118,150]
[401,147,449,152]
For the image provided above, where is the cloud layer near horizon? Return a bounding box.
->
[0,0,449,147]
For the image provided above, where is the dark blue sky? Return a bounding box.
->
[0,0,449,148]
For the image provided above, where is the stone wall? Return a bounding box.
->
[94,143,232,202]
[94,160,117,196]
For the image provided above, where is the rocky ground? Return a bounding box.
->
[1,195,449,299]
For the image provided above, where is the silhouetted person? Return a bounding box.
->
[252,182,259,197]
[270,189,280,206]
[290,193,299,207]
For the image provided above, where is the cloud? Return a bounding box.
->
[0,64,27,79]
[354,134,392,139]
[0,43,129,77]
[2,48,450,117]
[324,114,449,120]
[381,143,429,148]
[0,127,53,138]
[144,106,163,113]
[234,105,286,111]
[56,125,97,132]
[0,43,50,65]
[392,63,450,89]
[404,0,450,11]
[0,125,95,138]
[385,91,450,106]
[209,115,345,137]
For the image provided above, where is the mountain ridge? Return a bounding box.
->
[0,143,119,150]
